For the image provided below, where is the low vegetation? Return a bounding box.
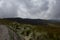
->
[0,19,60,40]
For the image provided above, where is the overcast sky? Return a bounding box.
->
[0,0,60,19]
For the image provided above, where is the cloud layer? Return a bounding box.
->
[0,0,60,19]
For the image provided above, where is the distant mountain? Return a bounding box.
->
[3,18,60,25]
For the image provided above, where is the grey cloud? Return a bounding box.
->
[18,0,49,19]
[46,0,60,19]
[0,0,19,18]
[0,0,60,20]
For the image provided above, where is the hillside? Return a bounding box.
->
[4,18,59,24]
[0,18,60,40]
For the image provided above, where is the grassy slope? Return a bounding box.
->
[0,19,60,40]
[0,19,60,32]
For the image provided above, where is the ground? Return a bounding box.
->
[0,19,60,40]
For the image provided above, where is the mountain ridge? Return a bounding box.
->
[2,18,60,25]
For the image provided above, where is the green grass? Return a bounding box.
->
[0,19,60,40]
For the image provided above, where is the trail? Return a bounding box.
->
[0,25,10,40]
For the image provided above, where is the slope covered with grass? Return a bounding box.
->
[0,19,60,40]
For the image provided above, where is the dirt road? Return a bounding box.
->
[0,25,10,40]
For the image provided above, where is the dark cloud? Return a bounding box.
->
[0,0,60,20]
[46,0,60,19]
